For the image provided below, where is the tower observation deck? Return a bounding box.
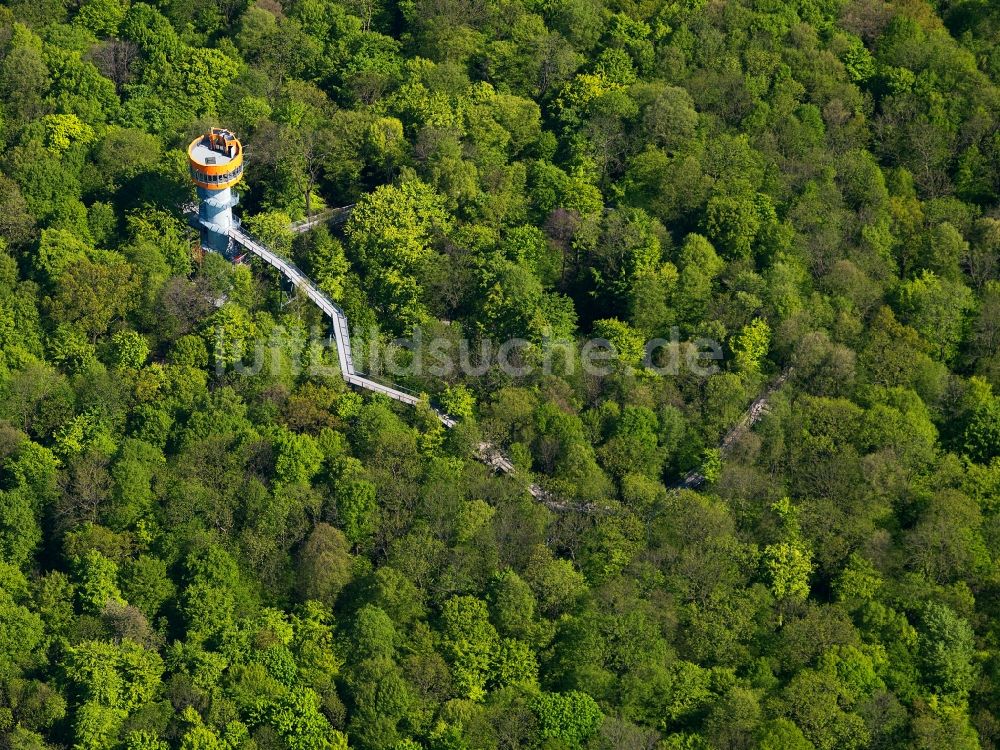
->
[188,128,244,256]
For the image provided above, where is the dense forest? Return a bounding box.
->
[1,0,1000,746]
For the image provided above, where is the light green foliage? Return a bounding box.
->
[271,427,323,485]
[780,669,869,750]
[366,116,404,168]
[528,160,603,217]
[87,201,115,246]
[0,486,42,567]
[124,731,170,750]
[291,602,342,691]
[296,227,349,300]
[35,228,90,281]
[209,303,258,369]
[910,703,981,750]
[487,569,538,642]
[658,732,712,749]
[592,318,645,369]
[368,566,424,627]
[834,554,882,603]
[47,252,139,339]
[174,47,240,117]
[441,596,499,700]
[180,545,245,645]
[597,405,663,481]
[120,556,175,620]
[492,637,538,687]
[76,0,128,35]
[455,499,494,544]
[0,25,47,118]
[674,233,723,327]
[818,645,885,700]
[481,261,577,343]
[334,460,379,546]
[705,185,778,261]
[245,211,294,259]
[532,403,612,498]
[126,209,192,277]
[43,48,119,124]
[6,441,59,500]
[762,540,813,602]
[74,550,125,612]
[439,384,475,420]
[895,271,973,361]
[41,114,94,153]
[109,330,150,370]
[73,702,128,750]
[53,412,116,458]
[0,562,45,679]
[91,128,161,193]
[351,604,397,660]
[178,724,226,750]
[170,336,208,368]
[346,180,451,332]
[63,639,163,710]
[176,707,247,750]
[523,545,587,617]
[109,440,163,530]
[532,691,603,747]
[919,602,978,698]
[591,208,668,321]
[964,391,1000,463]
[700,448,722,484]
[733,318,771,378]
[755,719,815,750]
[921,222,967,280]
[838,34,875,83]
[254,688,334,750]
[620,660,712,730]
[637,82,697,151]
[235,95,272,129]
[579,514,644,581]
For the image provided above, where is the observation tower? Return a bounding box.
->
[188,128,244,256]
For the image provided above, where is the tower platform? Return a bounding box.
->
[188,128,245,255]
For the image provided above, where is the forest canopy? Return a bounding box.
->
[1,0,1000,747]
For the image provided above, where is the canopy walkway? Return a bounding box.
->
[227,226,564,503]
[229,226,451,417]
[226,223,790,513]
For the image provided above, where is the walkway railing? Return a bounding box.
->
[225,220,789,514]
[229,225,454,422]
[288,204,355,234]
